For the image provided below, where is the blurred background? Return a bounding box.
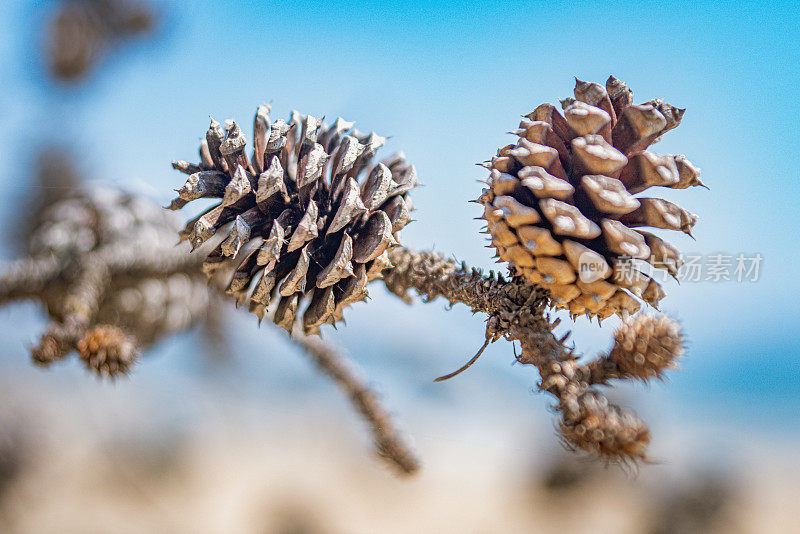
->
[0,0,798,532]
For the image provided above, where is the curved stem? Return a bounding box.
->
[292,331,420,475]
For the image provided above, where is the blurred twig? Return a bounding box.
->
[293,331,419,475]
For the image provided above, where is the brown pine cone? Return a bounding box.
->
[170,106,417,334]
[479,75,705,320]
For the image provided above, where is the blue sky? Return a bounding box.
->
[0,0,798,439]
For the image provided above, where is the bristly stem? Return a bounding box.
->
[382,246,683,462]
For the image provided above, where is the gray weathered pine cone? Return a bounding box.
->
[479,75,706,321]
[12,180,213,377]
[31,186,212,347]
[170,106,417,335]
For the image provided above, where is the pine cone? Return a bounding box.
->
[608,314,683,380]
[479,76,705,320]
[170,106,417,334]
[29,186,211,348]
[559,391,650,460]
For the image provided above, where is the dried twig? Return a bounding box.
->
[293,332,419,474]
[433,336,491,382]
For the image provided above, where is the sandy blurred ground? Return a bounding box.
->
[0,370,797,534]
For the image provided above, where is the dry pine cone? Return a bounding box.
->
[33,187,212,346]
[608,314,684,380]
[479,75,705,320]
[559,390,651,460]
[26,184,212,365]
[170,106,417,334]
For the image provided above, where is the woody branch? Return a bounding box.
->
[383,246,683,462]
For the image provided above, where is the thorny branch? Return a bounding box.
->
[1,233,682,465]
[383,246,683,462]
